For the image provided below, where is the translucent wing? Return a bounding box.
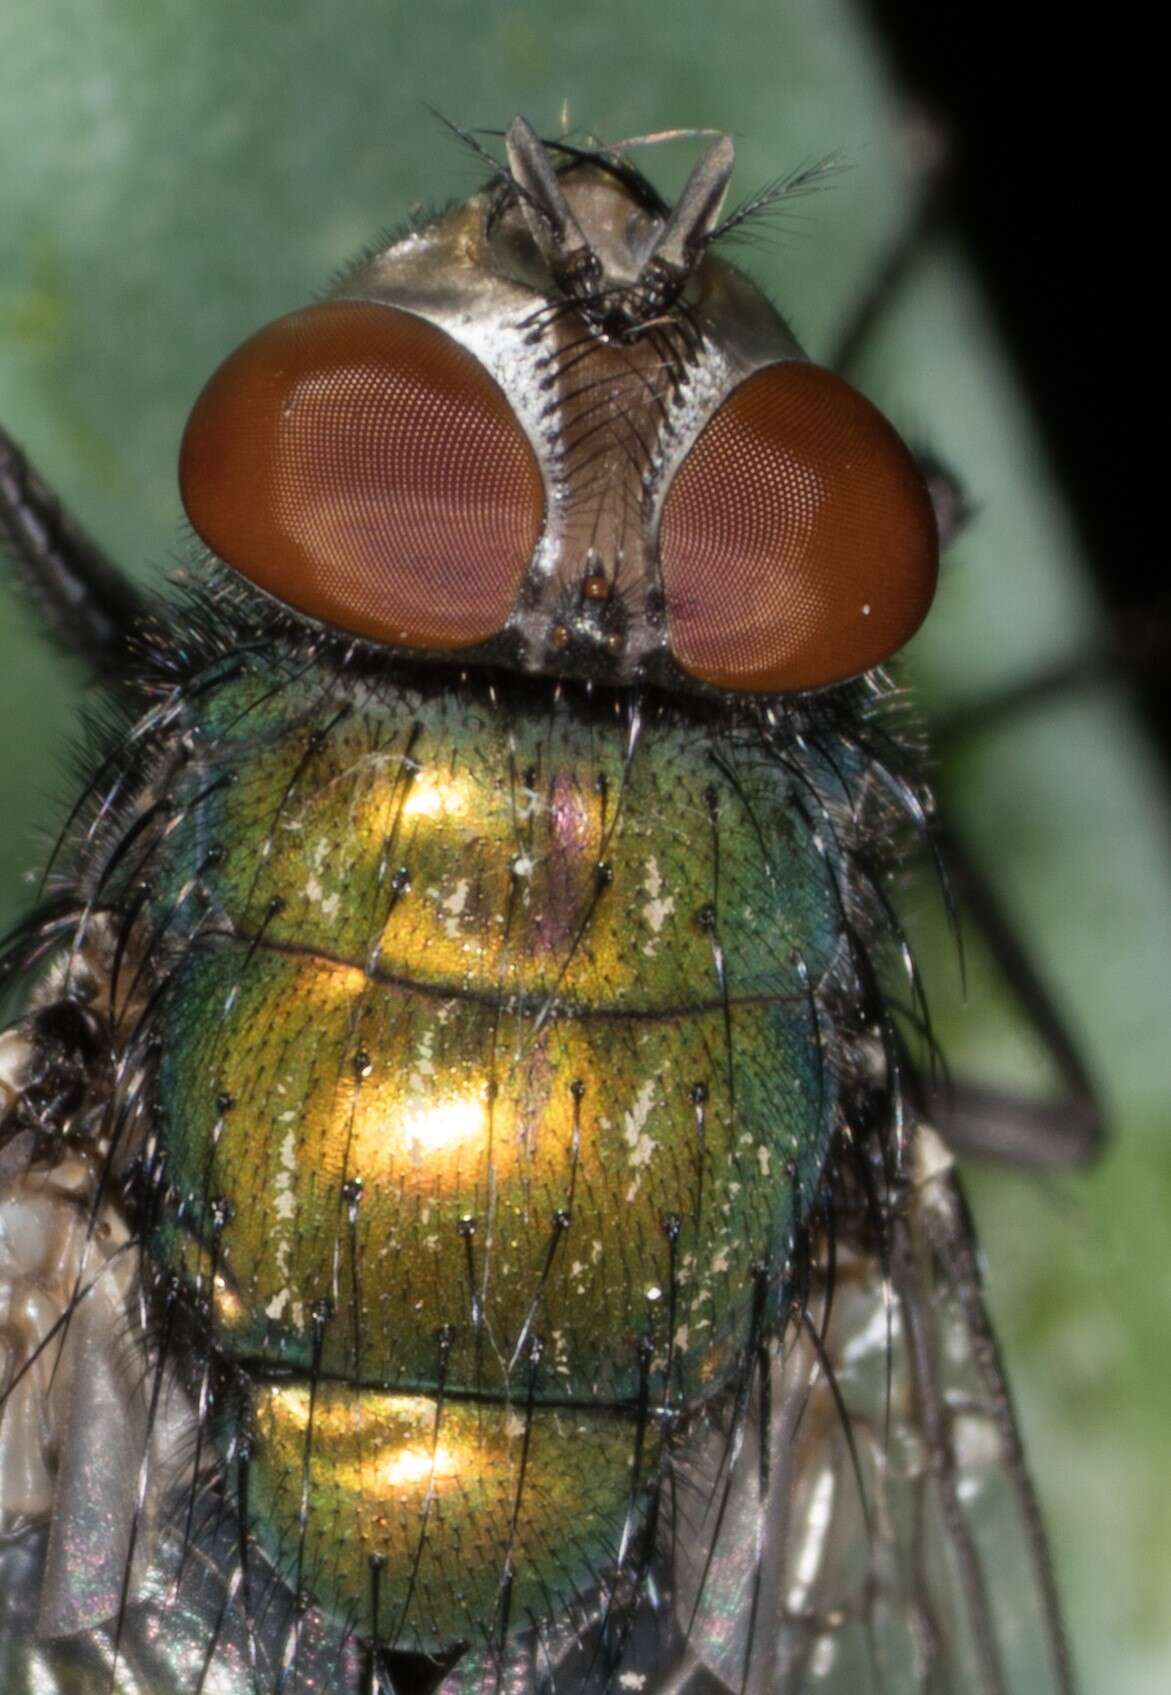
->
[670,1121,1073,1695]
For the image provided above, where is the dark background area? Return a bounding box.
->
[862,0,1163,760]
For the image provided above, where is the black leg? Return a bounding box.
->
[932,596,1171,748]
[0,425,145,679]
[824,128,1107,1171]
[825,113,949,379]
[925,597,1171,1168]
[924,821,1105,1169]
[823,131,970,552]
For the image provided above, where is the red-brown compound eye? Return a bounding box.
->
[179,301,544,650]
[658,361,939,692]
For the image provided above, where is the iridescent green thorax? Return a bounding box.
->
[135,642,861,1644]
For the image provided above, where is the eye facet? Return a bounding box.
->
[658,361,938,692]
[179,301,544,650]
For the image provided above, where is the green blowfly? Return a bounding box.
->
[0,118,1080,1694]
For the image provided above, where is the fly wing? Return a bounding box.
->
[674,1120,1075,1695]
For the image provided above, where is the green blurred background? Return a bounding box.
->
[1,2,1167,1689]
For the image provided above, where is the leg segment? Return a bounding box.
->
[0,426,144,679]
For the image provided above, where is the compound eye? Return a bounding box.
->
[179,301,544,650]
[658,362,938,692]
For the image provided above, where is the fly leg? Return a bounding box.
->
[824,112,949,382]
[921,824,1104,1168]
[0,424,144,679]
[930,598,1171,747]
[820,146,1106,1172]
[825,127,971,562]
